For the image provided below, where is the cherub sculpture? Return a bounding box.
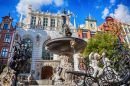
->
[89,52,103,78]
[28,70,35,81]
[53,67,63,81]
[101,51,111,68]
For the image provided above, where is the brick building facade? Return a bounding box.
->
[78,15,102,41]
[0,13,15,73]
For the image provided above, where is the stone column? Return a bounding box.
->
[36,15,39,26]
[55,17,58,30]
[48,17,51,30]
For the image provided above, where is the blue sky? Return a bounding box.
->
[0,0,130,28]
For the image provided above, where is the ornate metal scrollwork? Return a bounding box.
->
[7,39,31,86]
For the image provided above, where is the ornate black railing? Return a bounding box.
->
[67,35,130,86]
[3,39,31,86]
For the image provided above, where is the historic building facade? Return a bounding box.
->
[78,15,102,41]
[99,16,130,47]
[15,5,79,79]
[0,13,15,73]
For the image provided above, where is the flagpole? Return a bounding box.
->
[50,3,51,12]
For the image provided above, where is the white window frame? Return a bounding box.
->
[1,48,8,57]
[51,19,55,27]
[4,35,11,43]
[43,18,48,26]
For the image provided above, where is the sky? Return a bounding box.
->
[0,0,130,28]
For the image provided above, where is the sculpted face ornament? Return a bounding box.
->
[45,46,49,51]
[70,40,76,48]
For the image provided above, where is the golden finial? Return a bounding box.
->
[78,23,80,28]
[113,15,115,19]
[89,13,92,20]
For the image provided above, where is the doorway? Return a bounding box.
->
[41,66,53,79]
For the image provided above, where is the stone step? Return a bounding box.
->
[18,85,70,86]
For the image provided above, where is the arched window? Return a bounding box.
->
[42,40,53,60]
[21,38,33,73]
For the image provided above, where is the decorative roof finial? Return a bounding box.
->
[86,16,88,19]
[89,13,92,20]
[94,17,95,20]
[20,11,23,22]
[62,8,66,15]
[28,4,32,9]
[113,15,115,19]
[78,23,80,28]
[68,10,70,15]
[8,12,10,17]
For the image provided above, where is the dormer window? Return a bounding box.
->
[3,24,8,29]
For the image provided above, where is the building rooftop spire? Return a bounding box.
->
[89,13,92,20]
[28,4,32,9]
[8,12,10,17]
[20,11,23,22]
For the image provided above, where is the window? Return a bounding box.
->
[128,37,130,43]
[82,32,87,38]
[1,49,8,57]
[42,40,53,60]
[5,35,11,43]
[121,27,124,32]
[51,19,55,27]
[91,34,94,38]
[124,28,128,33]
[3,24,8,29]
[21,38,33,73]
[123,37,127,43]
[43,18,48,26]
[31,16,36,25]
[90,24,93,27]
[129,28,130,33]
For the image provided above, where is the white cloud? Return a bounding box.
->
[16,0,66,16]
[96,6,99,9]
[109,0,116,8]
[57,10,61,14]
[80,24,85,28]
[17,14,20,17]
[12,10,16,13]
[13,19,17,22]
[64,0,68,6]
[110,0,115,5]
[102,8,109,19]
[110,4,130,23]
[54,0,64,6]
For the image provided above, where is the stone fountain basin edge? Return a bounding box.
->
[44,37,87,55]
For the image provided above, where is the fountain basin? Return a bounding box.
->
[44,37,87,55]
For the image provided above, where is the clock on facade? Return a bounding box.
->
[89,22,95,30]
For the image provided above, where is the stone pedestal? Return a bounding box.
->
[54,80,63,85]
[59,55,73,84]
